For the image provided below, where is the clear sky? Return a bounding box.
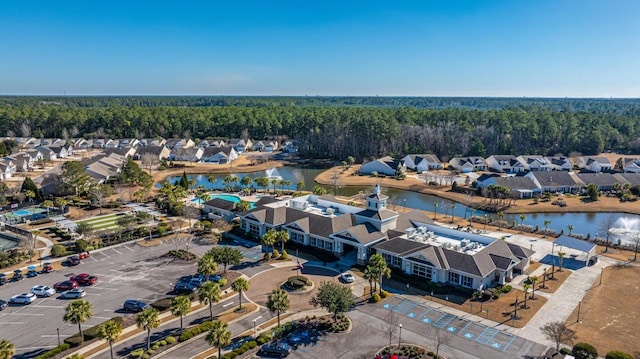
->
[1,1,639,97]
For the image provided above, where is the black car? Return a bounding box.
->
[27,270,39,278]
[12,270,24,282]
[259,342,291,357]
[123,300,149,312]
[174,282,196,294]
[67,255,81,266]
[0,274,7,285]
[0,299,7,310]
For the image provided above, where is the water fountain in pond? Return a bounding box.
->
[609,216,640,245]
[265,168,283,181]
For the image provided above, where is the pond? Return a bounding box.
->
[160,166,640,242]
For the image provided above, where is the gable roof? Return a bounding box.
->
[576,173,622,187]
[334,222,386,245]
[527,171,580,187]
[203,198,236,211]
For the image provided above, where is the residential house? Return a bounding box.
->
[576,173,623,191]
[196,140,210,148]
[252,140,279,152]
[203,198,238,222]
[169,147,204,162]
[91,139,109,148]
[282,140,298,153]
[477,174,538,198]
[5,153,31,172]
[48,145,69,159]
[165,138,195,149]
[525,171,582,193]
[0,160,16,180]
[139,138,167,147]
[485,155,526,173]
[622,158,640,173]
[402,154,442,172]
[200,146,238,164]
[359,156,406,176]
[104,147,136,158]
[576,157,612,173]
[35,146,57,161]
[448,157,488,173]
[549,156,574,171]
[613,173,640,186]
[117,138,140,148]
[73,139,92,150]
[228,138,252,153]
[516,155,553,172]
[209,139,226,148]
[83,153,125,184]
[132,145,171,161]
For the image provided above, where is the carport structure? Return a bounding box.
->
[552,235,597,266]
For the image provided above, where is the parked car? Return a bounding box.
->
[78,252,90,260]
[174,282,196,294]
[27,270,39,278]
[340,272,355,283]
[31,285,56,297]
[12,270,24,282]
[0,274,7,285]
[67,255,81,266]
[0,299,7,310]
[10,293,37,304]
[60,288,86,299]
[259,342,291,357]
[123,300,149,312]
[70,273,98,285]
[41,262,54,273]
[54,280,79,291]
[189,276,207,287]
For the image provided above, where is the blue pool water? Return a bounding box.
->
[192,194,255,208]
[13,210,31,216]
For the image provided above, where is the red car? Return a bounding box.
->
[78,252,90,260]
[70,273,98,285]
[53,280,79,291]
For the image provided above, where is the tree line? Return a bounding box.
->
[2,97,640,161]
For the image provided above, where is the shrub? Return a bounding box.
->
[141,354,150,359]
[427,351,435,357]
[151,298,173,312]
[166,336,176,344]
[502,285,512,292]
[64,334,84,347]
[247,341,257,349]
[151,343,160,350]
[281,249,288,259]
[370,293,381,302]
[606,351,633,359]
[573,342,599,359]
[146,349,155,355]
[560,348,573,355]
[51,244,67,257]
[263,252,272,260]
[130,349,144,358]
[33,343,71,359]
[159,340,167,346]
[272,249,280,258]
[380,290,388,298]
[218,278,227,287]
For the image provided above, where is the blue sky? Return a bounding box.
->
[1,1,639,97]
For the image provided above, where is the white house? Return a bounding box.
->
[577,157,612,173]
[485,155,526,173]
[549,156,573,171]
[449,157,488,173]
[228,139,252,153]
[402,154,442,172]
[359,156,406,176]
[623,158,640,173]
[169,147,204,162]
[516,155,553,172]
[200,146,238,164]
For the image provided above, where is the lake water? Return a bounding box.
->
[161,166,640,242]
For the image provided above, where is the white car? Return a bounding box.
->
[60,288,86,299]
[10,293,37,304]
[340,272,355,283]
[31,285,56,297]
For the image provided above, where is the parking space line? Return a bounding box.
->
[112,248,122,255]
[0,322,23,325]
[89,257,98,262]
[91,286,118,291]
[503,334,517,351]
[101,252,111,258]
[458,321,473,336]
[6,313,45,316]
[33,305,64,309]
[124,246,135,252]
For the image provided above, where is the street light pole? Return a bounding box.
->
[57,328,60,346]
[484,214,488,230]
[398,324,402,349]
[577,300,582,322]
[403,199,407,213]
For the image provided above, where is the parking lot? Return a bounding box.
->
[0,241,210,358]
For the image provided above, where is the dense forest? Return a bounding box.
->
[1,96,640,161]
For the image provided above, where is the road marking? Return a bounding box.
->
[0,322,23,325]
[91,286,118,291]
[16,346,56,350]
[33,305,64,309]
[5,313,45,316]
[86,293,101,296]
[93,316,111,320]
[101,252,111,258]
[89,257,98,262]
[40,334,59,338]
[223,302,234,307]
[124,246,135,252]
[112,248,123,255]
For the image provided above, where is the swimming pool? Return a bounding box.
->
[192,194,255,208]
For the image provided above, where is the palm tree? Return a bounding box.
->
[199,281,221,321]
[369,254,391,294]
[519,214,526,232]
[433,202,438,220]
[543,220,551,236]
[231,277,249,310]
[296,180,305,193]
[97,319,123,359]
[497,211,504,229]
[266,288,290,327]
[271,178,278,194]
[63,299,93,341]
[558,252,566,272]
[260,229,277,254]
[567,224,574,236]
[171,296,191,334]
[541,268,548,289]
[275,230,289,253]
[363,266,377,298]
[30,229,41,262]
[207,175,217,190]
[0,339,15,359]
[450,203,456,223]
[241,176,252,190]
[236,200,251,212]
[522,283,531,309]
[136,307,160,351]
[529,276,539,299]
[24,189,36,202]
[197,254,218,278]
[206,321,232,359]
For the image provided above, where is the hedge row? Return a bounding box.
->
[178,321,215,342]
[34,343,71,359]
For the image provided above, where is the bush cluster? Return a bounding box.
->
[381,344,426,358]
[218,340,258,359]
[370,293,381,302]
[283,275,311,290]
[573,342,599,359]
[33,343,71,359]
[380,290,389,298]
[151,298,173,312]
[605,351,634,359]
[63,334,83,347]
[256,332,271,345]
[130,348,144,358]
[178,321,215,342]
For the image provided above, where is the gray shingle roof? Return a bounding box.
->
[357,208,398,221]
[203,198,236,211]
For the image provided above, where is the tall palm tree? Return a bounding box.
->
[0,339,15,359]
[136,307,160,351]
[369,254,391,294]
[30,229,41,262]
[206,321,232,359]
[558,252,566,272]
[231,277,249,310]
[171,296,191,334]
[522,283,531,309]
[567,224,574,236]
[199,281,221,321]
[363,266,377,298]
[197,254,218,278]
[97,319,123,359]
[543,220,551,235]
[529,276,539,299]
[266,288,290,327]
[519,214,527,232]
[433,202,438,220]
[275,230,289,253]
[271,178,278,194]
[296,180,305,193]
[260,229,277,254]
[207,175,217,190]
[497,211,504,229]
[450,203,456,223]
[63,299,94,341]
